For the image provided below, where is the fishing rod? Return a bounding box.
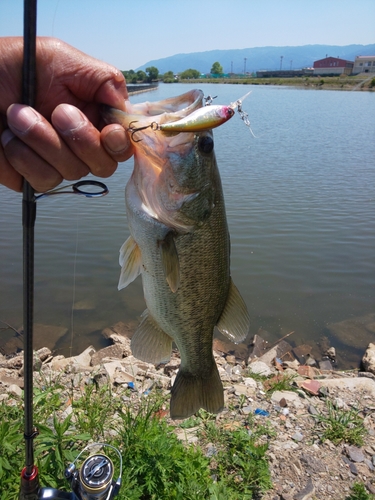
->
[18,1,122,498]
[19,0,38,496]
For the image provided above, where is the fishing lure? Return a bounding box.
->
[129,104,234,141]
[129,91,252,141]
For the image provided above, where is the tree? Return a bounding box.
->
[122,69,135,81]
[146,66,159,82]
[162,71,175,83]
[179,68,200,79]
[136,70,147,82]
[210,61,223,75]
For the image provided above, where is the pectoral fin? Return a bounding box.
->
[131,309,173,364]
[159,232,180,293]
[118,236,142,290]
[216,279,250,343]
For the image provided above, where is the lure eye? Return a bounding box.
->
[198,136,214,154]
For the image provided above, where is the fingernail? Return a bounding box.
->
[1,129,16,148]
[7,104,40,135]
[52,104,86,133]
[105,127,129,153]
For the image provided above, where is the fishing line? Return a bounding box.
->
[50,0,60,37]
[69,213,80,358]
[36,0,61,113]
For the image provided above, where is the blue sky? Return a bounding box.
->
[1,0,374,70]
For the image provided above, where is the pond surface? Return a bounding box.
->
[1,83,374,368]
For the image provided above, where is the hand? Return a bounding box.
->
[0,37,134,192]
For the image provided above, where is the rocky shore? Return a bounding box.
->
[1,322,375,500]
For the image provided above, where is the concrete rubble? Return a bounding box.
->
[363,342,375,375]
[0,322,374,499]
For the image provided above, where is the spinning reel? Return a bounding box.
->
[21,443,122,500]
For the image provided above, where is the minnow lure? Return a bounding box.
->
[129,91,252,141]
[131,105,234,136]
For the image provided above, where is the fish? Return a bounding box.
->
[102,89,250,419]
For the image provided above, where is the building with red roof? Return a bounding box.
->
[313,57,354,76]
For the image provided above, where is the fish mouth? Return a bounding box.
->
[128,89,204,117]
[168,132,195,148]
[100,103,112,120]
[101,90,205,130]
[100,104,124,125]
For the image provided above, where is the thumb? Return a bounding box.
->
[94,70,128,111]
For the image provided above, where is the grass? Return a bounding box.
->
[245,370,268,383]
[176,74,375,90]
[312,400,367,446]
[263,373,297,394]
[245,369,297,395]
[116,396,214,499]
[0,377,272,500]
[345,482,375,500]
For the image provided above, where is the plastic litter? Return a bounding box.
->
[254,408,269,417]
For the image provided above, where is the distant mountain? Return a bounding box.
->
[135,44,375,74]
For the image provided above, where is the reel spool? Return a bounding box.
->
[65,443,122,500]
[78,454,114,499]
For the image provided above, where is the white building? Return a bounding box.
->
[352,56,375,75]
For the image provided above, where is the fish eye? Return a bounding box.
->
[198,136,214,154]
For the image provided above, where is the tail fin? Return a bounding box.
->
[170,362,224,419]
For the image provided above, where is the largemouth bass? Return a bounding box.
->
[102,89,250,419]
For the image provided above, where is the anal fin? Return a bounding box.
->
[118,236,142,290]
[216,279,250,343]
[170,362,224,419]
[131,309,173,364]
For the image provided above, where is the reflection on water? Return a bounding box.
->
[0,84,374,368]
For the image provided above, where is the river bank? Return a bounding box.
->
[174,74,375,91]
[1,323,375,499]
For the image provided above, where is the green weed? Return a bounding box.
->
[312,400,367,446]
[264,373,297,394]
[0,403,24,498]
[209,427,271,497]
[246,370,268,383]
[72,380,118,440]
[178,414,202,429]
[345,481,375,500]
[0,380,273,499]
[113,393,214,499]
[33,383,65,420]
[35,413,90,490]
[198,414,272,498]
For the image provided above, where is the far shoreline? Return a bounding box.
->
[161,74,375,92]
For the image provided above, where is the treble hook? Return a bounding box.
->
[204,95,217,106]
[128,121,159,142]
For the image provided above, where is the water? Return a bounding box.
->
[1,84,374,367]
